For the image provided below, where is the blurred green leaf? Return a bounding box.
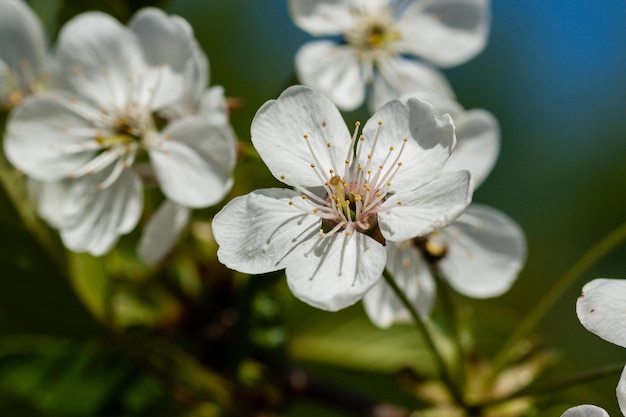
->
[286,298,441,376]
[0,334,174,416]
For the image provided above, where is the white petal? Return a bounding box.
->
[149,116,236,208]
[138,200,190,265]
[618,366,626,417]
[212,188,322,275]
[286,231,386,311]
[0,0,48,82]
[128,7,196,108]
[4,93,99,180]
[295,41,366,111]
[60,167,142,256]
[370,56,454,113]
[576,278,626,349]
[197,85,229,125]
[379,170,472,242]
[29,179,70,228]
[55,12,144,109]
[251,85,351,187]
[362,97,456,193]
[438,204,526,298]
[287,0,360,35]
[560,405,610,417]
[395,0,491,67]
[363,242,435,328]
[443,109,500,188]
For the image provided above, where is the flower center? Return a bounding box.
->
[286,120,408,244]
[345,12,400,52]
[414,232,449,263]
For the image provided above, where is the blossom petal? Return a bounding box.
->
[443,109,500,187]
[395,0,491,67]
[286,231,386,311]
[438,204,526,298]
[128,7,196,108]
[295,41,366,111]
[29,179,70,229]
[0,0,47,82]
[197,85,229,125]
[560,405,610,417]
[212,188,321,275]
[149,116,236,208]
[287,0,360,35]
[251,85,352,187]
[370,56,454,113]
[4,93,99,180]
[362,97,456,193]
[379,170,472,242]
[576,278,626,349]
[55,12,144,109]
[618,365,626,417]
[60,167,142,256]
[363,242,435,328]
[138,199,190,265]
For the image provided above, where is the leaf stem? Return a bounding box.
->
[382,268,464,406]
[491,221,626,374]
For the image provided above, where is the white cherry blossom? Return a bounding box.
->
[363,91,525,327]
[0,0,49,110]
[289,0,490,110]
[561,365,626,416]
[212,85,471,311]
[4,8,236,256]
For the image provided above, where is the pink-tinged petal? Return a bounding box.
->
[60,167,142,256]
[55,12,143,109]
[138,200,190,265]
[149,116,236,208]
[295,41,366,111]
[370,56,454,113]
[619,366,626,417]
[443,109,500,188]
[362,97,456,193]
[212,188,322,275]
[363,242,435,328]
[288,0,360,35]
[576,278,626,349]
[560,405,610,417]
[379,170,472,242]
[438,204,526,298]
[395,0,491,67]
[251,85,351,187]
[4,93,100,180]
[0,0,48,85]
[285,231,386,311]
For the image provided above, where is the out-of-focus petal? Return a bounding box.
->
[138,199,190,265]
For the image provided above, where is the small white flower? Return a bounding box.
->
[212,85,471,311]
[561,364,626,416]
[289,0,490,110]
[0,0,49,109]
[4,8,236,256]
[363,91,525,327]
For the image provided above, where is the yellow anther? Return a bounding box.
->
[355,121,361,127]
[359,135,365,141]
[280,175,285,180]
[377,120,383,126]
[327,143,331,148]
[389,146,394,151]
[310,163,316,168]
[387,182,392,187]
[403,138,408,142]
[303,134,309,139]
[375,192,382,198]
[313,209,319,214]
[321,121,327,127]
[345,159,350,164]
[379,165,384,169]
[358,165,364,171]
[397,162,403,167]
[288,201,294,205]
[367,154,372,159]
[319,232,325,238]
[329,169,335,174]
[397,201,402,205]
[301,195,307,200]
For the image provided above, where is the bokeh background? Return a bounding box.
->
[1,0,625,416]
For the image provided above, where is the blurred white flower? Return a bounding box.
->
[212,85,471,311]
[363,92,526,327]
[5,8,236,256]
[561,364,626,416]
[0,0,49,109]
[288,0,490,110]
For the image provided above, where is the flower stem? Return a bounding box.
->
[491,220,626,373]
[476,362,625,408]
[382,268,464,406]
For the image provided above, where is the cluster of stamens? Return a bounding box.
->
[286,120,409,241]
